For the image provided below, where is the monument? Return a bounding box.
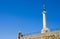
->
[17,5,60,39]
[41,5,50,33]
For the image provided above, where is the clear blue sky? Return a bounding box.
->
[0,0,60,39]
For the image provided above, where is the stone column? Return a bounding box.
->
[41,5,50,33]
[42,11,47,28]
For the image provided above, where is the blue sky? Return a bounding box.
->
[0,0,60,39]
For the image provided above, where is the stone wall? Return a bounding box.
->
[18,30,60,39]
